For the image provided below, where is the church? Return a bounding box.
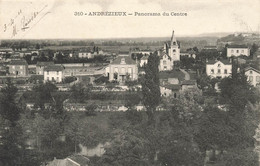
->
[159,30,180,71]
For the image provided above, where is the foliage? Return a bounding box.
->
[141,52,161,123]
[32,82,58,109]
[70,83,86,103]
[63,76,77,84]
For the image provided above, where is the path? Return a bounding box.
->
[180,69,190,80]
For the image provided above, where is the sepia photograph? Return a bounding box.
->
[0,0,260,165]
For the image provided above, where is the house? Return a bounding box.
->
[8,59,28,76]
[227,45,250,57]
[159,30,180,71]
[180,51,196,59]
[108,55,138,82]
[140,55,149,67]
[43,65,64,83]
[47,155,90,166]
[36,61,54,75]
[206,60,232,79]
[245,67,260,87]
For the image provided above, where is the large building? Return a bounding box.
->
[159,30,180,71]
[206,60,232,78]
[43,65,64,83]
[8,59,28,76]
[227,45,250,57]
[107,55,138,82]
[245,67,260,87]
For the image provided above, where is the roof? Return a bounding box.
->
[141,55,149,60]
[36,61,54,66]
[111,55,136,65]
[181,80,197,85]
[227,45,249,49]
[44,65,64,71]
[67,155,90,166]
[159,70,185,81]
[9,59,28,65]
[162,84,181,90]
[206,59,232,65]
[245,66,260,74]
[204,46,217,49]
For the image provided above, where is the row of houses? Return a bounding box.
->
[206,59,260,87]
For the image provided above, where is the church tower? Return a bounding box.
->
[169,30,180,61]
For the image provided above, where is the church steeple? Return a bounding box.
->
[171,30,177,46]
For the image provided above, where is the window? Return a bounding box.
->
[164,66,167,70]
[256,76,260,82]
[218,69,221,74]
[57,77,59,81]
[121,67,126,73]
[242,50,244,53]
[128,68,132,73]
[250,71,253,74]
[236,50,239,53]
[47,71,49,75]
[224,69,227,74]
[47,77,49,81]
[173,49,176,52]
[217,63,221,67]
[120,58,126,64]
[57,71,59,75]
[249,76,253,82]
[163,60,167,65]
[231,50,234,53]
[211,69,214,74]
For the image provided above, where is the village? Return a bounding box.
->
[0,30,260,166]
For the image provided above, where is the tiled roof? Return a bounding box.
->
[162,84,181,90]
[245,66,260,74]
[181,80,197,85]
[227,45,248,48]
[111,55,136,65]
[206,59,232,65]
[44,65,64,71]
[67,155,90,166]
[9,59,28,65]
[141,55,149,60]
[36,61,54,66]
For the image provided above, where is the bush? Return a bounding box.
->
[63,76,76,83]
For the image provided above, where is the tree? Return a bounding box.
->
[250,43,259,58]
[0,79,24,165]
[141,52,161,123]
[0,79,20,123]
[70,83,85,103]
[33,82,58,109]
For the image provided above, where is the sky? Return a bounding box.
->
[0,0,259,39]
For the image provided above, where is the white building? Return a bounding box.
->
[227,45,250,57]
[44,65,64,83]
[206,60,232,78]
[159,30,180,71]
[140,55,149,67]
[108,55,138,82]
[245,67,260,87]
